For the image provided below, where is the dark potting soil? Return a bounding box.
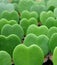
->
[12,64,14,65]
[12,59,53,65]
[43,59,53,65]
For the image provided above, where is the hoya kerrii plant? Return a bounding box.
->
[20,18,38,35]
[45,17,57,28]
[24,33,49,56]
[0,34,21,57]
[13,44,44,65]
[53,47,57,65]
[21,10,38,20]
[27,24,48,36]
[47,27,57,38]
[49,33,57,53]
[0,18,17,34]
[0,11,19,23]
[1,24,24,41]
[0,51,11,65]
[40,11,54,25]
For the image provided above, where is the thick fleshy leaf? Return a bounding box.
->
[13,44,44,65]
[45,17,57,28]
[1,11,19,23]
[49,33,57,53]
[48,27,57,38]
[0,18,17,34]
[27,24,48,36]
[1,24,24,40]
[24,33,49,55]
[0,34,21,56]
[20,18,37,34]
[0,51,11,65]
[21,10,38,19]
[53,47,57,65]
[40,11,54,25]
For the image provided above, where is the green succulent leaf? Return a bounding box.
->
[21,10,38,19]
[53,47,57,65]
[1,24,24,40]
[0,34,21,56]
[0,51,11,65]
[48,27,57,38]
[40,11,54,25]
[13,44,44,65]
[20,18,37,35]
[1,11,19,23]
[24,33,49,55]
[49,33,57,53]
[27,24,48,36]
[45,17,57,28]
[0,18,17,34]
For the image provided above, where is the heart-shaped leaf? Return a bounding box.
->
[45,17,57,28]
[1,11,19,23]
[0,34,21,56]
[21,10,38,19]
[40,11,54,24]
[0,18,17,34]
[20,18,37,35]
[1,24,24,40]
[13,44,44,65]
[24,33,49,55]
[49,33,57,53]
[45,17,54,28]
[53,47,57,65]
[27,24,48,36]
[18,0,34,13]
[0,51,11,65]
[48,27,57,38]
